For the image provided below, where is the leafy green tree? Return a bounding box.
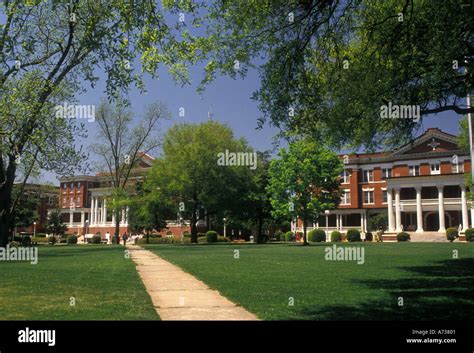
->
[200,1,473,150]
[147,120,256,243]
[267,139,343,245]
[46,209,67,238]
[11,186,39,231]
[0,1,208,246]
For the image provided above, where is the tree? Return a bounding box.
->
[267,139,343,245]
[90,99,169,240]
[128,181,173,244]
[147,120,256,243]
[200,1,473,150]
[0,0,209,246]
[11,185,39,232]
[46,209,67,238]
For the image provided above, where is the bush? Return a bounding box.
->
[465,228,474,242]
[218,236,230,242]
[183,232,191,238]
[285,231,294,242]
[346,229,361,242]
[91,234,102,244]
[31,237,49,243]
[67,235,78,245]
[48,236,57,245]
[446,227,459,242]
[368,213,388,232]
[396,232,410,242]
[279,232,287,241]
[35,233,47,238]
[21,236,31,246]
[365,232,373,242]
[274,231,283,241]
[197,232,206,238]
[308,229,326,242]
[330,231,342,242]
[206,230,218,243]
[137,237,162,245]
[198,236,207,243]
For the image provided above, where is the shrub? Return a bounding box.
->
[285,231,294,242]
[21,236,31,246]
[137,237,162,245]
[198,236,207,243]
[446,227,459,242]
[218,236,230,242]
[330,231,342,242]
[197,232,206,238]
[31,237,49,243]
[368,213,388,232]
[91,234,102,244]
[365,232,373,242]
[465,228,474,242]
[35,233,47,238]
[48,236,57,245]
[346,229,361,242]
[308,229,326,242]
[206,230,218,243]
[183,232,191,238]
[396,232,410,242]
[67,235,78,245]
[274,231,283,241]
[279,232,287,241]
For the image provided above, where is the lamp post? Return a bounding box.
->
[33,222,36,238]
[325,210,330,240]
[223,218,227,238]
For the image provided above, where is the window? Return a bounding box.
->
[381,168,392,179]
[341,190,351,205]
[362,170,373,183]
[340,171,350,184]
[430,163,440,175]
[77,182,81,189]
[382,190,388,203]
[409,165,420,176]
[363,190,374,204]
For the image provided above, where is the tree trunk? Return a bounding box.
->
[257,215,263,243]
[0,173,15,247]
[302,216,309,246]
[191,211,198,243]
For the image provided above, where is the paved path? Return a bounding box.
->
[127,245,258,320]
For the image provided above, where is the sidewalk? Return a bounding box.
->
[127,245,258,320]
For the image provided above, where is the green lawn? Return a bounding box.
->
[144,242,474,320]
[0,245,159,320]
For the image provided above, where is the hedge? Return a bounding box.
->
[330,231,342,242]
[465,228,474,242]
[67,235,78,245]
[446,227,459,242]
[347,229,361,242]
[206,230,218,243]
[396,232,410,242]
[308,229,326,242]
[285,231,294,242]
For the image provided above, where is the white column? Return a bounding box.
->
[437,184,446,233]
[103,198,107,225]
[340,215,343,231]
[125,206,129,226]
[363,213,367,233]
[387,188,395,232]
[81,211,85,227]
[69,211,73,227]
[112,211,116,226]
[416,186,424,232]
[471,205,474,229]
[461,185,469,232]
[90,197,95,225]
[121,208,125,225]
[395,188,402,232]
[94,197,99,226]
[336,214,340,230]
[360,213,364,231]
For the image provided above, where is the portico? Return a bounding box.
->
[386,173,469,233]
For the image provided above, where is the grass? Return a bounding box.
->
[0,245,159,320]
[144,242,474,320]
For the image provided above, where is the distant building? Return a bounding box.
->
[292,128,472,240]
[57,153,190,237]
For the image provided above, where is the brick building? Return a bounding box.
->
[292,128,472,240]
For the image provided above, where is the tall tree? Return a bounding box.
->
[267,139,343,245]
[0,0,207,246]
[147,120,256,243]
[46,209,67,238]
[90,99,169,240]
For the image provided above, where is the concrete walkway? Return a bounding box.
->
[127,245,258,320]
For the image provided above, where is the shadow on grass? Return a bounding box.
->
[291,258,474,320]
